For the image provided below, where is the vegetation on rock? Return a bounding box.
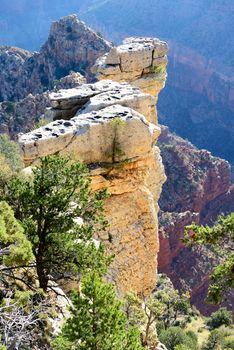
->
[2,155,109,292]
[53,272,144,350]
[184,213,234,304]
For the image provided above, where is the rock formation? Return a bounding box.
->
[19,74,166,296]
[0,72,87,136]
[0,15,110,102]
[19,35,169,295]
[92,37,168,123]
[159,125,231,216]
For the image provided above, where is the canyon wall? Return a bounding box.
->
[158,43,234,167]
[19,40,168,295]
[0,72,86,136]
[157,126,234,315]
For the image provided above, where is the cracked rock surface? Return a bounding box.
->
[92,37,168,118]
[20,104,160,166]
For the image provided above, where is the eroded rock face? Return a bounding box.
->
[0,15,110,102]
[92,37,168,123]
[158,125,234,315]
[159,126,231,215]
[49,80,155,123]
[0,46,32,102]
[20,104,160,166]
[19,78,166,296]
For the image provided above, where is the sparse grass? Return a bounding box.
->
[31,118,49,130]
[186,317,210,347]
[109,117,126,127]
[154,65,166,74]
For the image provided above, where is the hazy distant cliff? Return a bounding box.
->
[158,126,234,315]
[0,15,110,102]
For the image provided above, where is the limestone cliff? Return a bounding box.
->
[19,67,167,295]
[92,37,168,123]
[0,15,110,102]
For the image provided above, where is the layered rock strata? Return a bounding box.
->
[92,37,168,123]
[19,78,166,296]
[48,80,155,123]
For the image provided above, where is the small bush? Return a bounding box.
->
[0,134,23,172]
[175,345,191,350]
[3,101,16,114]
[206,308,232,330]
[32,118,49,130]
[202,329,225,350]
[159,327,198,350]
[96,31,103,38]
[156,321,165,336]
[224,338,234,349]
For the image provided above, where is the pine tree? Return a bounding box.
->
[184,213,234,303]
[3,155,109,291]
[0,201,33,290]
[53,272,144,350]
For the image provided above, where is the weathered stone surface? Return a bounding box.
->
[19,35,167,297]
[19,105,160,166]
[79,85,155,123]
[105,47,120,65]
[92,37,168,123]
[0,71,87,136]
[55,72,87,89]
[50,80,129,109]
[49,80,156,123]
[19,103,165,296]
[93,147,165,296]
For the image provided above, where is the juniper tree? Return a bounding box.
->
[53,272,144,350]
[3,155,109,292]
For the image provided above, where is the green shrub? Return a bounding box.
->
[3,101,16,114]
[156,321,165,336]
[96,31,103,38]
[159,327,198,350]
[224,338,234,349]
[53,272,144,350]
[202,329,225,350]
[175,345,191,350]
[206,308,232,330]
[32,118,49,130]
[0,134,23,172]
